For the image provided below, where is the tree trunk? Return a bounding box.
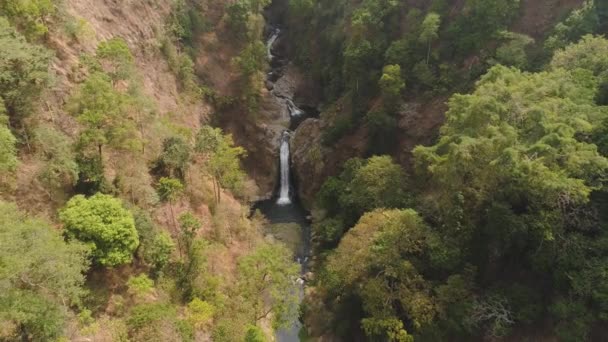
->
[426,39,431,65]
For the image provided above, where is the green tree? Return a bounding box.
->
[545,1,598,51]
[494,31,534,68]
[550,34,608,77]
[0,106,17,176]
[195,126,246,203]
[344,156,408,213]
[419,13,441,65]
[156,136,192,179]
[0,0,55,39]
[60,193,140,267]
[33,124,79,191]
[244,325,267,342]
[144,231,174,276]
[237,243,299,329]
[0,201,89,341]
[69,72,138,159]
[378,64,405,107]
[325,209,441,340]
[0,17,50,124]
[157,177,184,233]
[96,37,135,81]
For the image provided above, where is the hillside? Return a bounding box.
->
[2,0,608,341]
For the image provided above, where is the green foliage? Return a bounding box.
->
[235,41,266,77]
[419,12,441,64]
[0,0,55,40]
[0,17,50,123]
[69,72,139,158]
[96,37,135,81]
[236,243,300,329]
[494,31,534,68]
[318,156,409,231]
[325,209,441,338]
[447,0,520,54]
[187,298,215,328]
[415,65,607,240]
[244,325,267,342]
[156,136,192,179]
[195,126,247,202]
[33,124,79,189]
[412,61,436,89]
[550,34,608,77]
[127,303,184,340]
[60,193,139,266]
[0,201,89,341]
[545,1,599,51]
[378,64,405,106]
[127,274,155,298]
[144,231,175,275]
[157,177,184,202]
[0,108,17,176]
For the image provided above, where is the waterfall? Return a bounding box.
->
[267,28,280,61]
[286,98,304,117]
[277,132,292,205]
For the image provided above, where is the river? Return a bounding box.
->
[252,13,314,342]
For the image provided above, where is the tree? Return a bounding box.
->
[415,65,607,238]
[378,64,405,107]
[195,126,246,203]
[244,325,267,342]
[419,13,441,65]
[494,31,534,68]
[545,1,598,51]
[33,124,79,191]
[325,209,441,340]
[0,201,89,341]
[69,72,138,159]
[0,17,50,124]
[60,193,139,267]
[0,104,17,176]
[144,231,174,276]
[156,136,192,179]
[550,34,608,77]
[96,37,135,81]
[237,243,299,329]
[157,177,184,233]
[0,0,55,39]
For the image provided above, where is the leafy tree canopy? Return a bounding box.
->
[0,201,89,341]
[60,193,139,266]
[0,17,50,123]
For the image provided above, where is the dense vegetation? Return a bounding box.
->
[301,1,608,341]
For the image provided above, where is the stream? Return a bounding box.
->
[252,14,313,342]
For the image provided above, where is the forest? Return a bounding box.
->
[1,0,608,341]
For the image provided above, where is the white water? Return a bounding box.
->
[286,98,304,117]
[277,132,292,205]
[267,28,281,61]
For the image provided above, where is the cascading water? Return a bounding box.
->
[286,98,304,117]
[267,28,280,60]
[254,15,315,342]
[277,132,292,205]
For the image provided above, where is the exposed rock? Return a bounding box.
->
[291,119,324,206]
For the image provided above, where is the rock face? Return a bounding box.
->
[292,119,324,207]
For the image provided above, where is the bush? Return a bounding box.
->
[127,274,155,298]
